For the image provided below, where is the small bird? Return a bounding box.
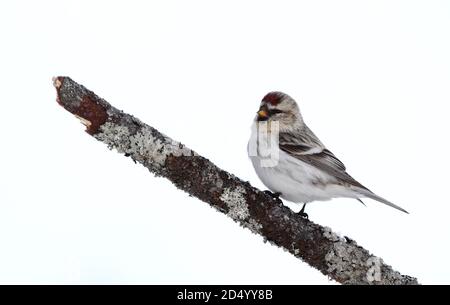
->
[248,91,407,217]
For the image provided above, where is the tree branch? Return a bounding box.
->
[53,76,418,285]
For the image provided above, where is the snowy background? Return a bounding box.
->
[1,0,449,284]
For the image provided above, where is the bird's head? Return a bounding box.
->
[255,91,303,131]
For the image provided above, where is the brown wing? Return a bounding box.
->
[279,128,370,191]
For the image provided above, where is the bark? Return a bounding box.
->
[53,76,418,285]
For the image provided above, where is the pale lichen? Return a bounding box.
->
[366,256,382,283]
[325,240,351,275]
[243,218,263,234]
[323,226,342,242]
[322,227,412,285]
[94,122,131,151]
[95,122,193,168]
[220,186,249,221]
[323,227,369,284]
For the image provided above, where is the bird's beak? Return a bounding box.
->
[257,109,269,121]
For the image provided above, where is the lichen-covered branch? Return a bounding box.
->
[53,76,418,285]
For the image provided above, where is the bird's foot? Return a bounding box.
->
[264,190,283,205]
[298,211,309,219]
[298,203,309,219]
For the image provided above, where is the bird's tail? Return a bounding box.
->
[356,189,408,214]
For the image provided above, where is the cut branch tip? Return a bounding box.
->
[52,76,63,89]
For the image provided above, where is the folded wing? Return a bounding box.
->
[278,126,408,213]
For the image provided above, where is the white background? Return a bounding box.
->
[0,0,449,284]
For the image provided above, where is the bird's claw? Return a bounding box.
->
[298,211,309,219]
[298,203,309,219]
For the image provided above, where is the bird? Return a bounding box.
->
[247,91,407,218]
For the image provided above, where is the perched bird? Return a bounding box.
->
[248,91,407,217]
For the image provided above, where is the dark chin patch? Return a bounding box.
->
[257,116,269,122]
[262,92,283,106]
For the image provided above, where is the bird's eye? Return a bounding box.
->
[269,109,283,115]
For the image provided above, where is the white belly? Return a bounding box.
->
[249,145,356,204]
